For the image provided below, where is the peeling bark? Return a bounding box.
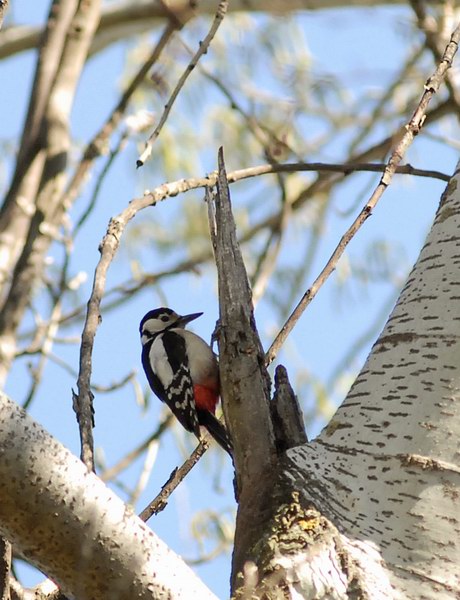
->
[271,365,308,452]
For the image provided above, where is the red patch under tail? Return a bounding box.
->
[194,384,219,413]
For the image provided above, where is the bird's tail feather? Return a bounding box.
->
[197,411,233,457]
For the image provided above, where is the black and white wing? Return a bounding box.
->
[144,330,201,438]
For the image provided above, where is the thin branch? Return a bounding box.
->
[139,440,210,521]
[265,22,460,366]
[251,203,289,306]
[63,21,177,210]
[70,158,455,302]
[273,100,455,231]
[137,0,229,167]
[179,36,301,161]
[19,227,76,410]
[281,196,330,317]
[22,300,63,410]
[0,0,101,384]
[410,0,460,117]
[348,43,425,156]
[42,351,135,393]
[128,439,159,506]
[1,22,169,370]
[219,161,450,182]
[74,130,130,234]
[3,1,414,62]
[101,414,173,482]
[0,0,197,61]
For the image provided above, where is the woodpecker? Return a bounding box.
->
[139,307,232,456]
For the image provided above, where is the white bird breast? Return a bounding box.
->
[148,330,217,386]
[180,330,217,383]
[149,337,174,387]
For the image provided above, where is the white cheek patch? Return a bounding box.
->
[149,338,174,387]
[144,319,163,335]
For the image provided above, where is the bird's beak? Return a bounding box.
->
[178,311,203,326]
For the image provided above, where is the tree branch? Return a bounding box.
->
[410,0,460,117]
[63,20,178,210]
[0,393,217,600]
[265,22,460,365]
[214,148,275,484]
[139,440,210,521]
[0,0,417,62]
[0,0,8,31]
[137,0,228,167]
[101,415,173,482]
[0,537,11,600]
[0,0,102,389]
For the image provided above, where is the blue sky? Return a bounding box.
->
[1,2,458,597]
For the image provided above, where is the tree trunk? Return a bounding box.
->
[228,165,460,598]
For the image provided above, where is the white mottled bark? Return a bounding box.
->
[285,166,460,598]
[0,394,217,600]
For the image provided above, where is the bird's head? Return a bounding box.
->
[139,308,203,344]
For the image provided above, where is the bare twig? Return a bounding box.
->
[63,21,177,209]
[22,301,63,410]
[43,352,135,393]
[251,194,291,306]
[179,37,300,161]
[410,0,460,117]
[274,99,455,234]
[128,439,159,506]
[20,221,80,411]
[0,1,200,61]
[101,415,173,482]
[265,23,460,366]
[137,0,229,167]
[139,440,210,521]
[214,161,450,183]
[348,44,425,156]
[74,131,129,233]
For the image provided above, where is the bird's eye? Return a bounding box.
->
[161,315,169,322]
